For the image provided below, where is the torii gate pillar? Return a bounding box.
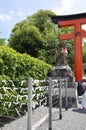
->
[50,13,86,82]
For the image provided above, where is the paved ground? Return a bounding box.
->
[36,105,86,130]
[0,106,50,130]
[0,97,86,130]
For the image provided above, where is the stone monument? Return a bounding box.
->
[47,42,78,108]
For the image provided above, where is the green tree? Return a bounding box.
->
[0,38,6,45]
[82,41,86,63]
[27,10,59,64]
[8,9,75,67]
[27,10,55,32]
[8,24,44,57]
[8,10,58,62]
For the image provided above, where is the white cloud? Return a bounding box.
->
[0,10,25,23]
[54,0,78,15]
[17,11,25,17]
[0,12,13,22]
[9,11,14,15]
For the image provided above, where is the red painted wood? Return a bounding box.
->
[50,13,86,82]
[74,23,83,82]
[59,19,86,82]
[58,18,86,27]
[81,30,86,37]
[60,32,74,40]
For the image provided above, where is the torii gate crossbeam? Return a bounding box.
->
[50,12,86,82]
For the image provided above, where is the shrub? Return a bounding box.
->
[0,46,51,117]
[0,45,51,80]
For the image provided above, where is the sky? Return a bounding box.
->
[0,0,86,40]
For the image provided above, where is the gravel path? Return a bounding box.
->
[0,106,50,130]
[36,105,86,130]
[0,98,86,130]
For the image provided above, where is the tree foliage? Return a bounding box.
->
[8,24,44,57]
[27,10,55,32]
[82,42,86,63]
[0,38,6,45]
[8,10,58,63]
[8,9,75,68]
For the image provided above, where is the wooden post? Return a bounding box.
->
[59,78,62,119]
[65,78,68,111]
[49,78,52,130]
[27,77,32,130]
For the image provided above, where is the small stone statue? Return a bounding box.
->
[54,42,68,65]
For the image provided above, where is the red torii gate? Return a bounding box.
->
[50,12,86,82]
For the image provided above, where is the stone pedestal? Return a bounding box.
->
[48,64,78,108]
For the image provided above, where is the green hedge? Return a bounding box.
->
[0,79,46,116]
[0,46,51,117]
[0,45,51,80]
